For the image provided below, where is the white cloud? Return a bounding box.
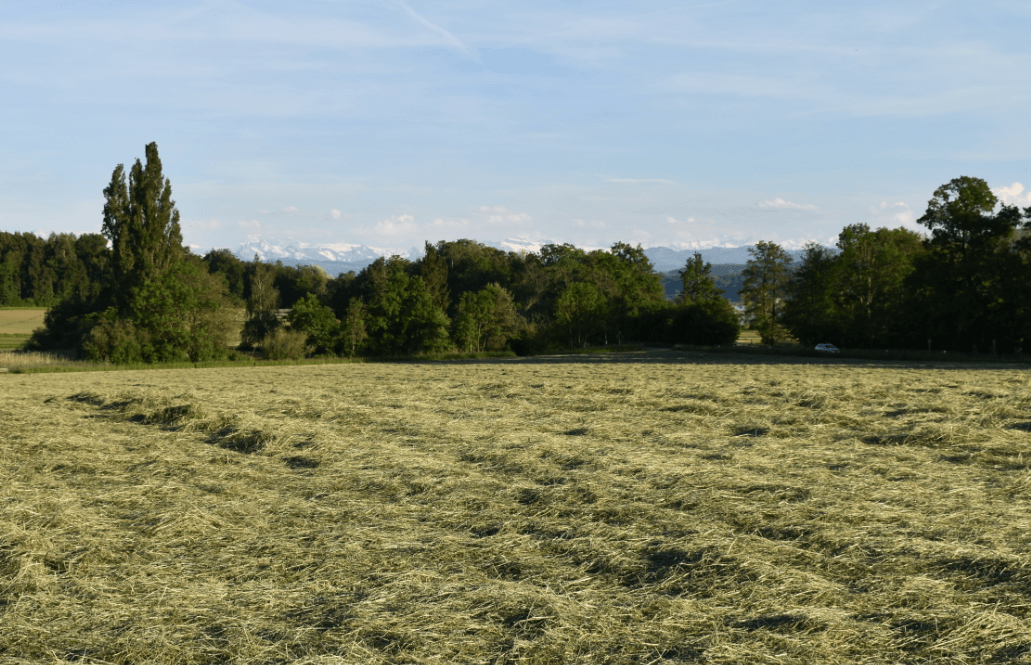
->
[666,216,695,224]
[606,178,676,185]
[758,198,818,211]
[365,214,417,236]
[993,182,1031,206]
[237,219,262,230]
[573,218,606,229]
[869,201,914,225]
[330,209,342,220]
[477,206,533,225]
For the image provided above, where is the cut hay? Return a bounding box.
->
[2,351,1031,662]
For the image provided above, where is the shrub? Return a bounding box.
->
[260,328,309,360]
[81,315,147,363]
[668,299,741,346]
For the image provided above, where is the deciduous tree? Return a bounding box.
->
[740,241,792,344]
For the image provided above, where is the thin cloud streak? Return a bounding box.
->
[381,0,476,57]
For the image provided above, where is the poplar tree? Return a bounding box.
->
[33,143,233,361]
[102,142,184,308]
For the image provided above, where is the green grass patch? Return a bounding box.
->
[4,350,518,374]
[541,344,645,356]
[0,334,29,350]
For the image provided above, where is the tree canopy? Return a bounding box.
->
[31,143,234,362]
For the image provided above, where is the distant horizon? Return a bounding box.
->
[229,234,817,273]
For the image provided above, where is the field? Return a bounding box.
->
[0,308,45,351]
[3,351,1031,663]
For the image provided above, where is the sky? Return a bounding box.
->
[2,0,1031,254]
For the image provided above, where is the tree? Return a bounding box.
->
[288,292,339,354]
[241,257,281,349]
[102,142,184,308]
[419,241,451,313]
[31,143,232,361]
[453,284,520,352]
[294,265,330,299]
[340,298,369,357]
[831,225,924,347]
[122,260,235,362]
[740,241,793,344]
[677,253,723,304]
[366,258,451,355]
[203,248,247,302]
[917,176,1002,249]
[555,281,604,348]
[782,243,839,346]
[909,176,1029,352]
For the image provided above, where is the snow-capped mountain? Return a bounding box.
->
[235,237,422,272]
[483,236,553,254]
[234,236,813,275]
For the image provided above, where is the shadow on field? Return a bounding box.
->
[405,347,1031,371]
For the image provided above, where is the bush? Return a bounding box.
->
[260,328,309,360]
[667,299,741,346]
[81,315,146,363]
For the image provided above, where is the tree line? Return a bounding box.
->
[14,145,1030,360]
[742,176,1031,353]
[23,145,741,362]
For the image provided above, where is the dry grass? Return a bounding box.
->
[0,349,83,371]
[0,308,46,335]
[3,350,1031,663]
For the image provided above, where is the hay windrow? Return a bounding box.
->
[2,351,1031,662]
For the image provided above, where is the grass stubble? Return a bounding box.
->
[3,350,1031,663]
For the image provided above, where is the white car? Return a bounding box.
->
[815,343,840,353]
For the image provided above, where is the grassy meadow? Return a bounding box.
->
[0,308,45,352]
[3,350,1031,662]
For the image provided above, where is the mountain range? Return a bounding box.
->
[234,236,811,275]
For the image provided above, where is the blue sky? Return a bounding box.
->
[2,0,1030,253]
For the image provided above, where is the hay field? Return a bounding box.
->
[3,351,1031,663]
[0,308,45,335]
[0,309,45,351]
